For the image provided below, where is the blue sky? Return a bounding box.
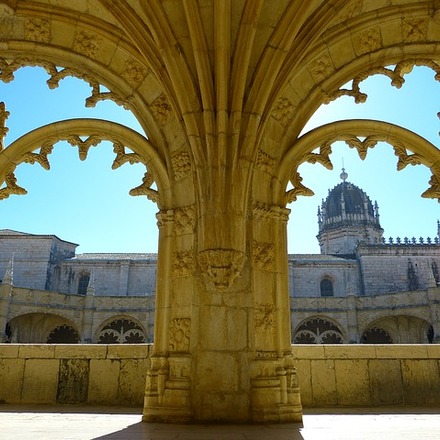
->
[0,66,439,253]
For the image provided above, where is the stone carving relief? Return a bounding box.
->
[168,318,191,352]
[284,171,314,204]
[73,30,102,58]
[356,28,381,55]
[253,240,275,271]
[25,17,51,43]
[129,171,160,203]
[392,143,423,170]
[308,53,334,81]
[174,205,196,234]
[156,209,175,228]
[422,174,440,201]
[198,249,246,290]
[402,17,428,42]
[172,250,194,277]
[271,97,295,126]
[121,57,149,87]
[171,150,192,180]
[255,303,276,331]
[253,202,290,223]
[150,94,173,125]
[344,135,378,160]
[256,149,275,174]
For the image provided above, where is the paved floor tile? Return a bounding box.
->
[0,406,439,439]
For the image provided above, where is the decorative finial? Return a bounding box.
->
[340,167,348,182]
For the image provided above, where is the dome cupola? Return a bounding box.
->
[317,169,383,255]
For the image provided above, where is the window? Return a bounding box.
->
[320,278,334,297]
[77,272,90,295]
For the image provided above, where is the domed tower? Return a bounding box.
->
[317,169,383,255]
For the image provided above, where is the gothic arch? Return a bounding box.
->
[0,118,171,208]
[7,312,80,343]
[292,316,346,344]
[361,315,434,344]
[94,315,148,344]
[275,119,440,207]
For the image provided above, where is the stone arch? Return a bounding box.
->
[292,316,346,344]
[94,315,148,344]
[275,119,440,207]
[7,312,80,343]
[361,315,433,344]
[0,118,171,208]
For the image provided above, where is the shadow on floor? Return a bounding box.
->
[91,421,305,440]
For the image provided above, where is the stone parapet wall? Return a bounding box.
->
[1,344,439,408]
[293,345,440,407]
[0,344,151,407]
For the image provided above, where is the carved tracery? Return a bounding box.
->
[0,112,163,204]
[0,56,127,108]
[282,120,440,206]
[324,59,440,104]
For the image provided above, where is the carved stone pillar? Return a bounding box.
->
[249,204,302,423]
[143,209,193,422]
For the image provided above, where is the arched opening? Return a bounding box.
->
[292,317,345,344]
[95,317,147,344]
[7,313,79,343]
[286,66,439,254]
[0,66,159,254]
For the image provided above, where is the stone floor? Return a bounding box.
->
[1,405,440,439]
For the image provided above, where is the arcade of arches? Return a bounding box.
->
[0,0,440,424]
